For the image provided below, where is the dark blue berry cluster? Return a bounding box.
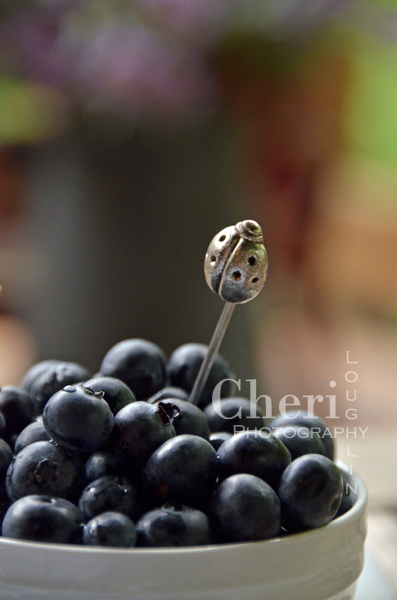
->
[0,340,352,548]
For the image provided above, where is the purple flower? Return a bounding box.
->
[1,7,73,88]
[1,5,216,119]
[72,21,215,118]
[135,0,231,42]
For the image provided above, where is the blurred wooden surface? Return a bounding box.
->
[366,510,397,598]
[338,429,397,596]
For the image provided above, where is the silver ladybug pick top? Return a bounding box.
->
[189,219,268,406]
[204,219,268,303]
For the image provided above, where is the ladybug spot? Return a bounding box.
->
[211,255,216,262]
[251,277,259,284]
[219,235,226,242]
[248,256,256,266]
[232,271,241,281]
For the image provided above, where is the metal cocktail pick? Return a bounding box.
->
[188,220,268,406]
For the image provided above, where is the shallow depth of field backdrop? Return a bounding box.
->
[0,0,397,591]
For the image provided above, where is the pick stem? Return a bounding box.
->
[188,302,235,406]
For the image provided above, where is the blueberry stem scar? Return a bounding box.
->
[188,302,235,406]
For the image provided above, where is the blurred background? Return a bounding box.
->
[0,0,397,592]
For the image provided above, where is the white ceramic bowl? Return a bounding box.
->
[0,464,367,600]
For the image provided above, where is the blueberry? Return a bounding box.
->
[111,401,175,468]
[0,439,13,481]
[100,339,166,400]
[85,450,130,483]
[217,430,291,490]
[278,454,343,532]
[19,360,61,396]
[43,385,114,453]
[203,397,265,434]
[78,476,143,521]
[0,386,34,438]
[0,413,6,442]
[0,487,10,527]
[6,440,85,503]
[271,411,335,461]
[154,398,211,440]
[2,495,84,544]
[29,362,92,415]
[147,387,189,403]
[83,377,136,415]
[211,473,281,542]
[143,434,218,508]
[83,512,137,547]
[209,431,231,451]
[14,420,50,454]
[166,343,234,409]
[136,504,213,547]
[272,425,327,461]
[334,471,357,519]
[6,434,18,452]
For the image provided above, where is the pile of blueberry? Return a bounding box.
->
[0,339,354,548]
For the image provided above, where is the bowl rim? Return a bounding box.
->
[0,460,367,555]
